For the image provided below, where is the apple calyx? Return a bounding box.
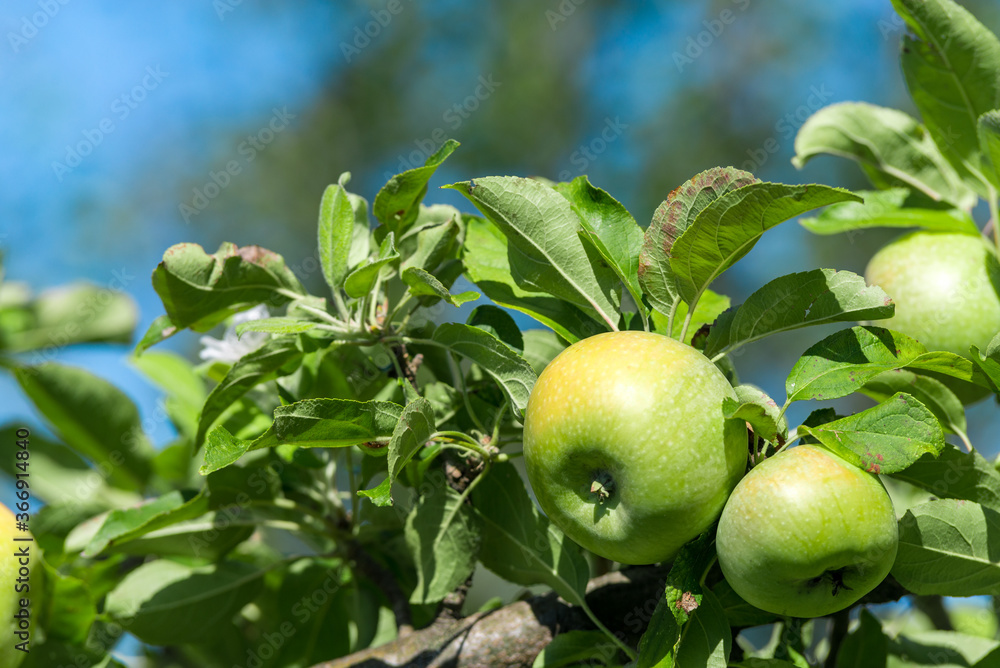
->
[807,568,853,597]
[589,471,615,503]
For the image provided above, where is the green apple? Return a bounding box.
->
[522,331,747,565]
[0,502,31,668]
[865,231,1000,402]
[716,445,898,618]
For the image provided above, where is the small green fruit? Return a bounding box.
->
[523,331,747,565]
[865,231,1000,401]
[717,445,898,618]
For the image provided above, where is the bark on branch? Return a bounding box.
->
[315,566,667,668]
[315,569,910,667]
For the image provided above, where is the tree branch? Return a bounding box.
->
[315,566,667,668]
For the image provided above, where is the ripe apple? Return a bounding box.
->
[865,231,1000,402]
[522,331,747,565]
[716,445,898,618]
[0,502,31,668]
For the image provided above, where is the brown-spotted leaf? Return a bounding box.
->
[152,242,305,332]
[638,167,758,314]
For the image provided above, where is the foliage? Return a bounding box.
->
[3,0,1000,665]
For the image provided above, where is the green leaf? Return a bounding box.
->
[399,205,462,272]
[636,534,731,668]
[431,322,537,419]
[151,242,305,332]
[892,444,1000,511]
[401,266,480,306]
[104,559,266,646]
[554,175,646,318]
[673,589,731,668]
[344,231,400,299]
[37,556,95,644]
[638,167,758,315]
[712,580,779,629]
[134,314,179,355]
[970,330,1000,393]
[200,426,253,475]
[461,214,606,343]
[793,102,976,209]
[318,172,357,291]
[357,477,391,507]
[887,629,1000,667]
[532,630,615,668]
[466,304,524,353]
[836,609,887,668]
[979,110,1000,189]
[405,485,483,604]
[196,336,304,447]
[14,363,152,490]
[447,176,622,329]
[799,188,979,236]
[200,399,403,473]
[471,461,589,607]
[635,597,679,668]
[234,316,319,338]
[660,288,731,345]
[796,392,945,474]
[83,490,209,557]
[270,398,403,448]
[785,326,990,403]
[704,269,895,358]
[893,498,1000,596]
[0,282,137,353]
[893,0,1000,189]
[731,661,799,668]
[374,139,459,234]
[861,369,967,438]
[270,560,352,664]
[669,182,861,306]
[724,384,788,443]
[359,398,436,507]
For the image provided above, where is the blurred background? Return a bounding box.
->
[3,0,1000,461]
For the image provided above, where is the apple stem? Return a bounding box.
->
[589,472,615,503]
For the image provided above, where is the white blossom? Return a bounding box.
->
[198,305,271,364]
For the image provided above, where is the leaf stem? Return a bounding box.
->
[448,352,488,434]
[331,290,350,322]
[988,186,1000,251]
[678,296,698,343]
[666,301,679,339]
[345,448,358,530]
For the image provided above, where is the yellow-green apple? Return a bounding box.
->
[716,445,898,617]
[522,331,747,565]
[866,231,1000,402]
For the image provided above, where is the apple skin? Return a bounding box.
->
[522,331,747,565]
[716,445,898,618]
[0,502,31,668]
[865,231,1000,402]
[865,231,1000,356]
